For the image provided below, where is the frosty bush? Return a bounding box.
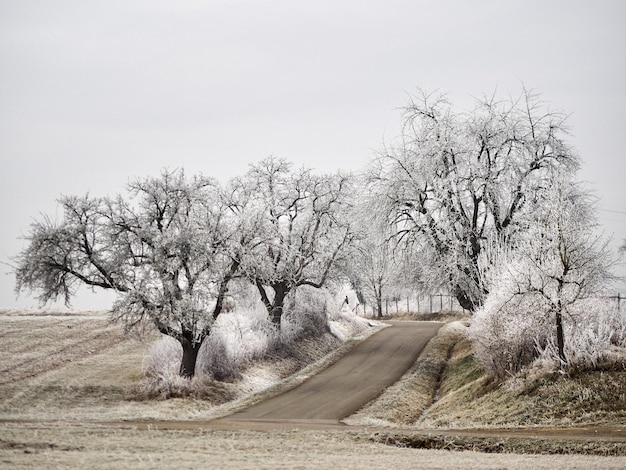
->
[140,336,192,398]
[469,287,552,379]
[470,290,626,380]
[543,298,626,370]
[200,307,279,381]
[281,286,331,343]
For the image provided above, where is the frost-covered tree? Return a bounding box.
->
[501,175,616,363]
[368,89,579,311]
[237,157,354,326]
[342,185,409,319]
[471,172,617,376]
[345,234,396,319]
[15,169,239,377]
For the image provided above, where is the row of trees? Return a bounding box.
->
[15,88,620,378]
[15,159,353,377]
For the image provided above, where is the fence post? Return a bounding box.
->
[618,293,621,312]
[407,297,410,313]
[429,295,433,313]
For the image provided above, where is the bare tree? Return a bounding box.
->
[237,157,354,326]
[345,236,397,319]
[15,169,239,377]
[368,89,579,311]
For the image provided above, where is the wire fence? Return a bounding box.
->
[354,292,626,317]
[354,293,467,317]
[607,293,625,312]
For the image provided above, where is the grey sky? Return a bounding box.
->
[1,0,625,309]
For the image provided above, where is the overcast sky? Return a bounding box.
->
[1,0,625,310]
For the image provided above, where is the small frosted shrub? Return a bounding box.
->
[543,298,626,370]
[469,290,551,380]
[281,287,330,342]
[199,333,241,381]
[143,336,182,376]
[471,291,626,380]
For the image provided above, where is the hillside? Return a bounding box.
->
[347,317,626,455]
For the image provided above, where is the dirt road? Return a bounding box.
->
[225,321,442,422]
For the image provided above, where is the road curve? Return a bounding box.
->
[227,321,442,421]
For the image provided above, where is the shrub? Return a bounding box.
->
[140,336,193,398]
[540,298,626,371]
[469,289,551,380]
[281,286,331,342]
[470,290,626,380]
[200,307,279,381]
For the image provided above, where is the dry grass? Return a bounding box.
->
[0,312,132,386]
[418,341,626,430]
[370,432,626,457]
[2,421,626,469]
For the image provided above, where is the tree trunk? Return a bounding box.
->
[179,337,202,378]
[269,282,289,326]
[255,281,289,326]
[212,259,240,319]
[450,286,480,313]
[454,287,477,312]
[556,309,566,365]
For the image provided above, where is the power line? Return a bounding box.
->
[599,208,626,216]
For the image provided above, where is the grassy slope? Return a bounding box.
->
[350,315,626,455]
[418,328,626,430]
